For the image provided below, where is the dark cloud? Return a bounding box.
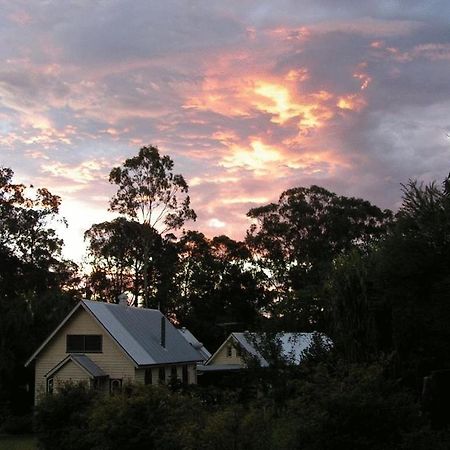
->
[1,0,449,260]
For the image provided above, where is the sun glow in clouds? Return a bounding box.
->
[222,140,282,174]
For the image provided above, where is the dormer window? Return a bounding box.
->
[66,335,102,353]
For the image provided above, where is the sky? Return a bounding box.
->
[1,0,450,263]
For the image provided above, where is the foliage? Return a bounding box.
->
[109,146,196,230]
[107,145,196,308]
[170,231,268,350]
[0,167,78,421]
[89,385,203,450]
[379,176,450,381]
[34,382,97,450]
[246,185,392,329]
[34,358,448,450]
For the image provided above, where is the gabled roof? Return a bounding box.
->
[207,332,331,367]
[26,300,205,367]
[46,354,106,378]
[178,327,211,361]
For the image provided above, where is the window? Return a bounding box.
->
[46,377,54,394]
[182,365,189,384]
[159,367,166,384]
[110,379,122,394]
[170,366,178,381]
[145,369,152,385]
[66,335,102,353]
[227,345,233,357]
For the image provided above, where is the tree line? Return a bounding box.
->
[1,145,450,446]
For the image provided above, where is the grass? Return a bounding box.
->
[0,434,37,450]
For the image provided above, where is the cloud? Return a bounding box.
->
[1,0,450,261]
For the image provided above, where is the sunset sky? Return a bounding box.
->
[1,1,450,262]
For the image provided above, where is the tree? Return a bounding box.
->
[0,167,78,419]
[246,186,392,329]
[108,146,196,308]
[170,232,268,350]
[85,218,146,303]
[378,175,450,382]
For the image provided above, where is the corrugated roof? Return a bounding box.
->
[230,332,330,367]
[198,364,242,372]
[82,300,204,366]
[71,354,107,377]
[178,327,211,361]
[45,354,106,378]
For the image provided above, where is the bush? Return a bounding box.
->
[34,382,97,450]
[89,384,203,450]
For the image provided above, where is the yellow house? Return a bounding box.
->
[25,299,206,403]
[202,332,329,373]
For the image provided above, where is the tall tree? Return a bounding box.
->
[0,167,78,416]
[171,231,268,350]
[379,175,450,381]
[246,186,392,329]
[108,146,196,308]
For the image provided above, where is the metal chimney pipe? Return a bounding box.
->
[160,316,166,348]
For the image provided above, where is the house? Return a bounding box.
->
[200,332,330,373]
[25,299,206,403]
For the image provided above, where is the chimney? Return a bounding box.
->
[160,316,166,348]
[118,293,128,306]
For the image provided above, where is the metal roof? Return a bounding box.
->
[45,354,106,378]
[71,354,107,377]
[207,332,331,367]
[197,364,242,372]
[26,300,205,367]
[178,327,211,361]
[82,300,204,366]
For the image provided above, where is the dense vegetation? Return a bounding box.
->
[1,145,450,448]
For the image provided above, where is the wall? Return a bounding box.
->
[135,364,197,385]
[208,337,244,366]
[34,307,136,403]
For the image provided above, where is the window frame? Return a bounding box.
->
[66,334,103,353]
[46,377,54,394]
[110,378,122,394]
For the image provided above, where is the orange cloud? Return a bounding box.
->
[337,94,366,111]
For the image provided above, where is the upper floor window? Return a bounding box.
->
[227,345,233,357]
[66,335,102,353]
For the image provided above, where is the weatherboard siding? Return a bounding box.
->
[54,360,90,386]
[209,339,244,366]
[34,308,135,403]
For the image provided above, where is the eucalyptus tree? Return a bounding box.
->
[108,146,196,308]
[246,185,392,329]
[171,231,268,350]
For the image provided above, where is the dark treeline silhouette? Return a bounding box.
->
[2,146,450,447]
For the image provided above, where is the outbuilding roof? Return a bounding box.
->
[207,332,331,368]
[26,300,205,367]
